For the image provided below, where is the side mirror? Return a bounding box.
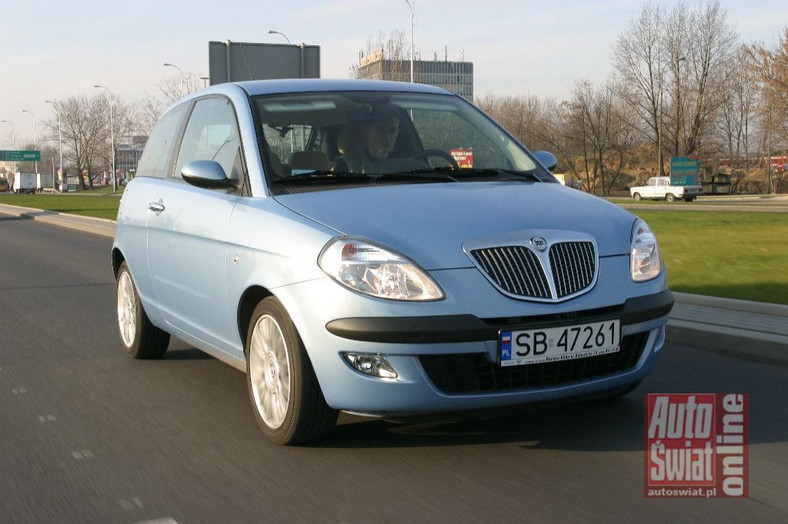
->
[533,151,558,172]
[181,160,236,189]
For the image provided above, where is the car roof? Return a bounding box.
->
[231,78,455,97]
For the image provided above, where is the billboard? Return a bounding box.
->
[670,156,700,186]
[208,41,320,84]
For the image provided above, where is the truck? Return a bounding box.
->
[12,172,38,194]
[630,176,702,202]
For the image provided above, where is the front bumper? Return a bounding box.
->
[274,259,672,416]
[325,289,674,343]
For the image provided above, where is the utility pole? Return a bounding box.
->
[404,0,415,83]
[94,85,116,193]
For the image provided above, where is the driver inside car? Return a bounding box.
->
[334,105,427,175]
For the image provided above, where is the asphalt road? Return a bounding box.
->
[1,213,786,523]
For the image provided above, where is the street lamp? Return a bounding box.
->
[163,62,186,97]
[268,30,291,45]
[404,0,415,83]
[94,84,116,193]
[46,100,63,191]
[674,56,686,156]
[21,109,37,175]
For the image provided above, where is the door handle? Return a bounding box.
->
[148,202,165,213]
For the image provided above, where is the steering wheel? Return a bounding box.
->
[410,149,460,170]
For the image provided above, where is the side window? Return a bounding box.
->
[136,103,188,178]
[174,97,246,191]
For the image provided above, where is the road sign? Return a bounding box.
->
[670,156,700,186]
[0,150,41,162]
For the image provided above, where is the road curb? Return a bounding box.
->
[672,291,788,316]
[667,323,787,365]
[670,292,788,365]
[0,203,116,238]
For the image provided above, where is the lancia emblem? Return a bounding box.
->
[530,237,548,251]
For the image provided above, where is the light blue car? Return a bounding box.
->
[112,79,673,445]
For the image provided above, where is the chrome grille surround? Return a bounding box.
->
[465,232,598,302]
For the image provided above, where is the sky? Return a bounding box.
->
[1,0,786,146]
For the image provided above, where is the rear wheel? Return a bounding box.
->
[245,297,337,445]
[116,262,170,359]
[632,192,642,201]
[665,193,676,202]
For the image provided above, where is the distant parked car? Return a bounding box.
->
[630,176,701,202]
[0,177,9,192]
[112,79,673,445]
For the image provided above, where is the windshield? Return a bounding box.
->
[252,91,542,188]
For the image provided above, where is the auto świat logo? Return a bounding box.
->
[530,237,548,252]
[644,393,749,498]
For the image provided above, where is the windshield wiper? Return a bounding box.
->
[405,167,540,182]
[377,170,459,182]
[270,171,372,184]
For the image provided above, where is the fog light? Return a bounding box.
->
[344,353,398,379]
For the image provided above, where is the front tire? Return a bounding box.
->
[245,297,337,445]
[116,262,170,359]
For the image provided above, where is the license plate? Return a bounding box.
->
[499,319,620,367]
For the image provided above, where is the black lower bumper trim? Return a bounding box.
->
[325,289,674,344]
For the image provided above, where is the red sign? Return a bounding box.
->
[645,393,748,498]
[450,148,474,169]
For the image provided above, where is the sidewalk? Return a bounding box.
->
[2,202,786,363]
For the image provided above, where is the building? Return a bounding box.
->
[356,50,474,100]
[117,135,147,178]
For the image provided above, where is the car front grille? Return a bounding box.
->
[470,241,596,301]
[419,332,648,394]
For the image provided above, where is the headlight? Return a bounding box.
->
[319,238,444,301]
[631,218,662,282]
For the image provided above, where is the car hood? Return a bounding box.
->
[274,181,636,269]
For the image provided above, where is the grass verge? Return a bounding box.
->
[0,192,121,220]
[635,211,788,305]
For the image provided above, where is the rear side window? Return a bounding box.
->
[136,103,188,178]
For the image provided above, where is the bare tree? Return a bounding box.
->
[714,47,759,180]
[746,27,788,144]
[351,29,410,82]
[42,94,135,189]
[562,80,631,194]
[614,1,737,174]
[137,93,168,135]
[679,1,737,156]
[159,71,203,104]
[612,2,666,174]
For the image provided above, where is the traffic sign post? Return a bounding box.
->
[0,150,41,162]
